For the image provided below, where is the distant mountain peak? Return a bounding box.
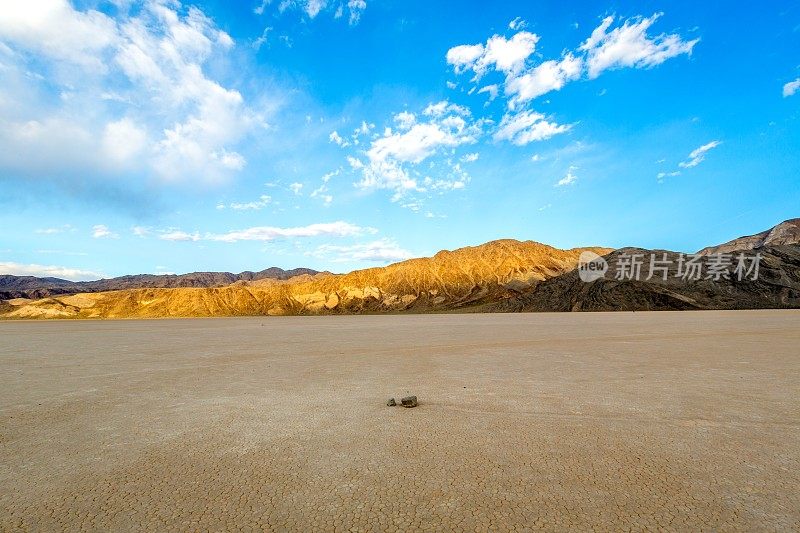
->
[0,267,319,300]
[698,218,800,256]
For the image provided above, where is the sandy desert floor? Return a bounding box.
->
[0,311,798,531]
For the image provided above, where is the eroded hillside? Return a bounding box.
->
[2,240,609,319]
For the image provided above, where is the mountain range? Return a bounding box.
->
[1,218,799,319]
[0,267,319,300]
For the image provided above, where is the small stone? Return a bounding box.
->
[386,398,396,406]
[400,395,417,408]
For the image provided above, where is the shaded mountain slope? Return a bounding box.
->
[0,240,610,319]
[507,245,800,312]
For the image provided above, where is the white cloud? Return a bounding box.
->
[678,140,721,168]
[0,261,103,281]
[494,111,572,145]
[0,117,97,175]
[207,221,373,242]
[477,84,499,102]
[353,120,374,136]
[0,0,259,186]
[446,44,485,74]
[321,169,339,183]
[580,13,699,79]
[447,12,696,110]
[423,101,470,117]
[505,54,582,107]
[555,167,578,187]
[394,111,416,130]
[475,32,539,77]
[783,78,800,98]
[354,102,483,195]
[159,230,201,242]
[509,17,528,31]
[34,249,88,257]
[461,152,479,163]
[92,224,118,239]
[266,0,367,23]
[653,141,719,180]
[102,118,148,164]
[132,226,151,237]
[347,0,367,25]
[421,158,471,192]
[310,170,337,205]
[310,238,414,263]
[289,182,303,195]
[253,26,272,50]
[446,31,539,78]
[0,0,118,70]
[304,0,326,18]
[254,0,270,15]
[35,224,73,235]
[329,130,350,147]
[228,194,272,210]
[214,150,247,171]
[656,170,681,182]
[373,121,471,164]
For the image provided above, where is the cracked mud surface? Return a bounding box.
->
[1,311,799,531]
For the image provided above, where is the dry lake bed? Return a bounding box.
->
[1,311,799,531]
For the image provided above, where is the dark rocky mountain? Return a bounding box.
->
[0,268,319,300]
[503,245,800,312]
[502,218,800,313]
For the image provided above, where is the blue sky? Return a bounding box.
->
[1,0,799,280]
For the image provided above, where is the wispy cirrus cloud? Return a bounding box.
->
[494,110,573,145]
[34,224,74,235]
[119,221,375,244]
[226,195,273,211]
[656,140,721,182]
[555,166,578,187]
[782,78,800,98]
[679,140,722,168]
[159,230,201,242]
[254,0,367,25]
[206,221,375,243]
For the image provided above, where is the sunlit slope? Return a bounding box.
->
[1,239,610,319]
